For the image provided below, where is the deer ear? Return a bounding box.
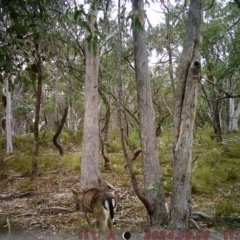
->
[72,189,78,195]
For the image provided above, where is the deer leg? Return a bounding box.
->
[96,210,109,235]
[85,212,91,230]
[107,216,113,231]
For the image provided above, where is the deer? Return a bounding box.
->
[72,188,117,234]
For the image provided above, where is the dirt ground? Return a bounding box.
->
[0,170,234,240]
[0,170,149,240]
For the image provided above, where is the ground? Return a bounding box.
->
[0,167,148,240]
[0,168,237,240]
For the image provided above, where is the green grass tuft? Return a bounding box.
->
[214,201,236,217]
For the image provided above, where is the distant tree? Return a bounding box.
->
[5,77,13,153]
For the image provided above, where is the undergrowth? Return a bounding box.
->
[1,125,240,230]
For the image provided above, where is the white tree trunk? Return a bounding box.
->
[67,76,74,131]
[231,100,240,131]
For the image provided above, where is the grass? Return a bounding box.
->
[158,124,240,222]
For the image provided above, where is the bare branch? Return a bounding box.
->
[205,79,240,99]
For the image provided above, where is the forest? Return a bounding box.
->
[0,0,240,239]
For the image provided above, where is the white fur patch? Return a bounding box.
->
[103,200,110,227]
[112,198,116,210]
[104,199,109,210]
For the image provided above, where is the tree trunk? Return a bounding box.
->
[169,0,203,230]
[54,76,60,132]
[32,34,42,176]
[211,99,222,141]
[66,77,74,131]
[53,105,68,156]
[80,7,102,189]
[99,87,111,169]
[116,0,154,222]
[231,100,240,131]
[5,77,13,153]
[132,0,167,227]
[12,81,23,135]
[164,6,175,97]
[225,98,230,137]
[224,78,232,136]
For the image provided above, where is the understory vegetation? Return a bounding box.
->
[1,124,240,238]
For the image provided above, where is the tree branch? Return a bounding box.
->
[205,79,240,99]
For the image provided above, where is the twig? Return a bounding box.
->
[124,149,142,169]
[46,169,61,175]
[6,217,11,239]
[192,155,199,163]
[105,181,121,191]
[3,155,15,162]
[16,213,36,217]
[114,218,146,225]
[0,191,37,200]
[192,212,212,219]
[40,207,75,214]
[192,162,198,173]
[190,218,201,230]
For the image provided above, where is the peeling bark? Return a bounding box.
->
[169,0,203,230]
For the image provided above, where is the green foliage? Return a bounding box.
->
[192,166,217,195]
[39,130,54,141]
[106,132,122,153]
[191,125,240,198]
[69,130,83,145]
[60,131,70,143]
[4,150,80,174]
[127,127,140,150]
[128,10,145,32]
[215,201,236,217]
[86,34,99,56]
[5,154,32,174]
[133,167,142,175]
[114,165,125,173]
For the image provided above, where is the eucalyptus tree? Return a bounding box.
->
[78,0,120,189]
[131,0,168,227]
[169,0,203,229]
[79,1,103,189]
